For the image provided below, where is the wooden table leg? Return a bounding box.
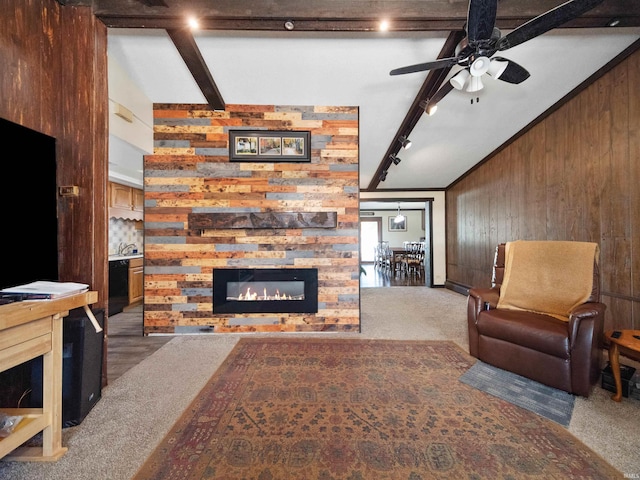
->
[609,342,622,402]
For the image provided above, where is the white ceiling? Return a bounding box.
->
[107,26,640,198]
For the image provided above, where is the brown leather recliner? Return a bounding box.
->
[467,243,606,397]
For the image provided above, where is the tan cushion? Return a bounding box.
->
[497,240,598,321]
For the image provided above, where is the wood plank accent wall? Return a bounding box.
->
[144,104,360,334]
[446,48,640,331]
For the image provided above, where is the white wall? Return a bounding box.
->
[365,209,424,248]
[107,55,154,188]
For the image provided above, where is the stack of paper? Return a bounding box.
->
[0,281,89,300]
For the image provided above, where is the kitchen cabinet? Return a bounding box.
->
[109,182,143,221]
[128,257,143,305]
[132,188,144,213]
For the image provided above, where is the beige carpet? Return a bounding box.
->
[0,287,638,479]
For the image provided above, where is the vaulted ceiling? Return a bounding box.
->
[78,0,640,195]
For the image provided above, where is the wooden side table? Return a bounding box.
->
[605,329,640,402]
[0,291,98,461]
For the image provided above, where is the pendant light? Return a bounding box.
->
[394,203,405,223]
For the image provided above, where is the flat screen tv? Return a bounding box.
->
[0,118,58,291]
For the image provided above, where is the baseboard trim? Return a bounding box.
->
[445,280,470,296]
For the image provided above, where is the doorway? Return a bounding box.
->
[360,218,382,263]
[359,199,434,287]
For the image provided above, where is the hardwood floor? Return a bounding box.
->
[106,304,171,385]
[360,263,427,287]
[105,268,424,384]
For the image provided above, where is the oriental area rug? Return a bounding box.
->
[133,338,619,480]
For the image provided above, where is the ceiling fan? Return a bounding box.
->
[390,0,604,95]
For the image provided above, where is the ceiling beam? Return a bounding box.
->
[100,15,640,31]
[89,0,640,30]
[165,28,225,111]
[366,30,466,192]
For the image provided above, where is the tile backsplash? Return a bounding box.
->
[109,218,144,255]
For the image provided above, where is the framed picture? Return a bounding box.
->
[389,215,407,232]
[230,130,310,162]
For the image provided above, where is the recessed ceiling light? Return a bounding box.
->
[187,17,199,30]
[284,20,295,31]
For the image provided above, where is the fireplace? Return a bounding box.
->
[213,268,318,314]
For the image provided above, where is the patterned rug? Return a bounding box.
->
[133,338,619,479]
[459,360,575,427]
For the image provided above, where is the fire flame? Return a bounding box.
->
[237,286,294,301]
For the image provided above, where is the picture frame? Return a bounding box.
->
[389,215,407,232]
[229,130,310,162]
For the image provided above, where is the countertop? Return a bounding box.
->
[108,253,143,262]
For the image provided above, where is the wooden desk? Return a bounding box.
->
[605,329,640,402]
[0,291,98,461]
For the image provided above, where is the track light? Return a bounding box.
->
[420,98,438,116]
[398,136,412,150]
[390,153,401,165]
[379,170,388,182]
[284,20,295,30]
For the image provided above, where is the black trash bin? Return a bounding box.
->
[31,307,104,427]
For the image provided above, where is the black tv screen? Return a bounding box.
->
[0,118,58,290]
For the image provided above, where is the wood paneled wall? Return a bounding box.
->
[1,0,109,381]
[446,48,640,331]
[0,0,108,311]
[143,104,360,334]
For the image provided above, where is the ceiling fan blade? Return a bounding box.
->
[497,0,604,51]
[390,57,460,76]
[493,57,530,84]
[466,0,498,43]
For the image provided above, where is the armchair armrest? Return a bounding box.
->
[468,287,500,320]
[567,301,606,394]
[467,287,500,357]
[568,302,607,345]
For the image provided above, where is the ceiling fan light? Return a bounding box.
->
[487,59,508,79]
[450,69,470,90]
[469,56,490,77]
[466,75,483,93]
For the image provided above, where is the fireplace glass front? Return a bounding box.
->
[213,268,318,314]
